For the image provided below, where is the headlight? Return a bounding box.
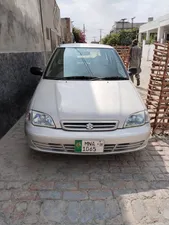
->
[31,110,56,128]
[124,110,149,128]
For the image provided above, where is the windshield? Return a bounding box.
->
[44,47,128,80]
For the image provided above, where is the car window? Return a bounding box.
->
[44,47,128,79]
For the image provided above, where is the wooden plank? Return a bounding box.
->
[154,42,168,47]
[154,49,168,54]
[154,54,167,59]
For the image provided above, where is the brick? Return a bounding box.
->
[144,199,161,221]
[0,216,8,225]
[80,201,94,223]
[106,215,124,225]
[67,202,80,223]
[39,191,62,200]
[40,200,67,223]
[15,202,27,212]
[0,191,11,201]
[90,172,112,181]
[113,189,137,196]
[109,167,121,173]
[63,191,88,201]
[70,173,89,181]
[160,167,169,173]
[125,181,136,189]
[147,167,162,174]
[141,191,156,199]
[105,198,121,219]
[149,150,164,156]
[121,167,141,174]
[127,161,138,166]
[119,198,136,224]
[89,190,112,200]
[93,201,107,221]
[101,180,126,190]
[0,182,5,189]
[154,174,166,181]
[154,189,169,199]
[150,181,169,189]
[7,182,23,190]
[116,173,133,180]
[30,181,54,190]
[93,198,120,222]
[146,161,163,167]
[13,191,37,200]
[79,181,101,190]
[152,156,164,161]
[24,201,41,224]
[131,199,147,223]
[133,173,155,181]
[55,182,77,190]
[11,202,27,225]
[135,155,153,162]
[135,181,150,190]
[163,174,169,181]
[2,201,15,215]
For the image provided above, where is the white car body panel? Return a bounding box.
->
[30,80,146,129]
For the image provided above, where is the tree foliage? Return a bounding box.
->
[73,27,86,43]
[101,28,138,46]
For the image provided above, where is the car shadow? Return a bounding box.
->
[31,137,169,194]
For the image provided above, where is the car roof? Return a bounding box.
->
[59,43,114,49]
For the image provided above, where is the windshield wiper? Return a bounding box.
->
[45,76,129,81]
[91,76,129,80]
[45,76,99,80]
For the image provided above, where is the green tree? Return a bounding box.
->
[107,33,120,46]
[101,28,139,46]
[102,34,111,44]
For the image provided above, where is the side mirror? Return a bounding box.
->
[30,67,43,76]
[127,71,132,76]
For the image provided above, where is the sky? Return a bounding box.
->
[57,0,169,42]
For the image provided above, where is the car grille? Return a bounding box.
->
[113,141,144,152]
[61,121,118,131]
[32,141,145,153]
[32,141,64,152]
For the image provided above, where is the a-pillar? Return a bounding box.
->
[157,26,164,43]
[146,31,150,41]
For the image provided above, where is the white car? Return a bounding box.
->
[25,43,151,155]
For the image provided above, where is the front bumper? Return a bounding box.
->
[25,122,151,155]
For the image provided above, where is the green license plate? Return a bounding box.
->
[75,140,104,153]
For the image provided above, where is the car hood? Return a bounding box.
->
[31,80,146,128]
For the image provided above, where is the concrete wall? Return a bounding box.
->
[142,40,155,61]
[140,14,169,33]
[0,0,60,138]
[111,21,145,33]
[41,0,61,53]
[61,18,73,43]
[0,0,43,52]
